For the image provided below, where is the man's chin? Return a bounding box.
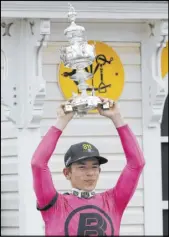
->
[83,185,96,192]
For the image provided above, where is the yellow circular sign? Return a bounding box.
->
[161,41,168,78]
[58,41,125,112]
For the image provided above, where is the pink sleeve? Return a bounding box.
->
[31,126,62,209]
[107,124,145,215]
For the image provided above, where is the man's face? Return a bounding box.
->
[63,158,101,192]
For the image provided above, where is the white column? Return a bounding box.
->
[1,18,50,235]
[17,128,44,235]
[141,20,168,235]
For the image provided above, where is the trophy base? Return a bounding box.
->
[63,95,112,116]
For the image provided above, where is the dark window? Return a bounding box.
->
[163,210,168,236]
[161,96,168,136]
[161,143,168,201]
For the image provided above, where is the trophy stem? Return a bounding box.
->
[70,68,92,96]
[78,84,88,96]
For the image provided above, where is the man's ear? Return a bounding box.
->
[99,167,101,173]
[63,167,71,180]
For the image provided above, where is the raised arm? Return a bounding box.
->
[31,126,62,209]
[31,104,74,210]
[112,120,145,215]
[97,98,145,215]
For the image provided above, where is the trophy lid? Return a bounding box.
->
[64,3,85,42]
[64,22,85,37]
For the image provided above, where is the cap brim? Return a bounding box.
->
[67,155,108,167]
[95,156,108,165]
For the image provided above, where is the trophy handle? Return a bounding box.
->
[101,101,110,110]
[63,103,73,113]
[63,100,112,114]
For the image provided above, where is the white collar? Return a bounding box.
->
[70,188,96,199]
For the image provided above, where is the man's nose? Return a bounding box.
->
[86,168,94,176]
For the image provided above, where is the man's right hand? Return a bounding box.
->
[55,101,74,131]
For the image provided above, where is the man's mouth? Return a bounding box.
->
[84,180,95,183]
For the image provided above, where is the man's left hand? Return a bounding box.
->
[97,97,126,128]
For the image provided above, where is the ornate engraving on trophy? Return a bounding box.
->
[59,3,124,116]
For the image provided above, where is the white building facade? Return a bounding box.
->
[1,1,168,236]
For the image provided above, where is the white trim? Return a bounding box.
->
[45,23,146,42]
[141,36,163,235]
[1,18,49,128]
[1,1,168,20]
[162,201,169,210]
[147,21,168,128]
[161,136,169,143]
[163,73,168,95]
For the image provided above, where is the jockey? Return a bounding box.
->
[31,98,145,236]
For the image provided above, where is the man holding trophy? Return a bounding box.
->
[31,4,145,236]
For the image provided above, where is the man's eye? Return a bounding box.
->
[93,166,99,168]
[79,166,85,169]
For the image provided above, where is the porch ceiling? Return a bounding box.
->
[1,1,168,20]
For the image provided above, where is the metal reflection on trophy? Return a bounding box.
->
[60,3,110,116]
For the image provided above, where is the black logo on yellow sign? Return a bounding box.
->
[58,41,125,112]
[62,54,113,94]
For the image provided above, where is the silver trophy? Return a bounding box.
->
[60,3,110,116]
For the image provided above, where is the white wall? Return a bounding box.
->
[1,49,19,235]
[1,105,19,235]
